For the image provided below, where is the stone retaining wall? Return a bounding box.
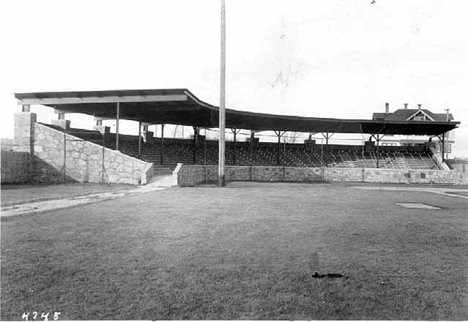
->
[175,164,468,186]
[33,123,153,185]
[6,112,154,185]
[1,151,30,183]
[429,147,450,170]
[446,159,468,174]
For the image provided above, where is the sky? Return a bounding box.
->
[1,0,467,157]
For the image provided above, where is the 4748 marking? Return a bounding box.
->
[22,311,61,321]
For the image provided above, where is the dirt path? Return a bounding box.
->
[1,175,174,218]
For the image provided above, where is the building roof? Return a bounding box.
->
[373,109,454,122]
[15,89,459,136]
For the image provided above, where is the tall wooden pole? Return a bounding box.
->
[218,0,226,187]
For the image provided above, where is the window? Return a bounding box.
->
[413,115,427,121]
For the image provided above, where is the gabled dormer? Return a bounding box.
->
[407,109,435,122]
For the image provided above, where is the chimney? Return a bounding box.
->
[385,102,389,114]
[418,104,422,110]
[404,103,408,109]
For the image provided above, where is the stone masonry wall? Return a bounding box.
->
[176,164,468,186]
[429,147,450,170]
[446,159,467,174]
[33,123,154,185]
[1,151,30,183]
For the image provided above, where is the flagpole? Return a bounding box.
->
[218,0,226,187]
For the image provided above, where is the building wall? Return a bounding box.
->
[176,164,468,186]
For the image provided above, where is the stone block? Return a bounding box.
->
[34,145,44,153]
[115,155,124,164]
[116,164,125,173]
[108,174,119,183]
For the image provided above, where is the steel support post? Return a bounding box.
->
[138,121,142,159]
[115,102,120,150]
[160,124,165,165]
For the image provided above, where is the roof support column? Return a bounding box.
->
[160,124,165,165]
[53,108,70,130]
[250,131,255,166]
[441,132,446,161]
[283,136,287,167]
[375,134,380,168]
[204,129,207,166]
[370,133,385,168]
[444,132,449,160]
[376,135,380,168]
[138,121,142,159]
[94,118,109,148]
[325,133,329,167]
[115,102,120,151]
[231,128,240,165]
[275,131,286,166]
[320,132,334,167]
[193,126,199,165]
[435,133,447,161]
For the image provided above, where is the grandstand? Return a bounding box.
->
[43,123,441,171]
[5,88,463,185]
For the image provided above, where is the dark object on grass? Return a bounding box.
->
[313,272,344,278]
[326,273,343,278]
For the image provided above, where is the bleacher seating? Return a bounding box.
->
[49,124,441,171]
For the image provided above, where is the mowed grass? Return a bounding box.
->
[1,182,467,320]
[1,183,133,207]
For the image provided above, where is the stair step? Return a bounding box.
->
[152,167,173,175]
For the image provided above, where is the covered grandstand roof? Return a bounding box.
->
[15,88,459,136]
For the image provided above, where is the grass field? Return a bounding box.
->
[1,182,467,320]
[1,183,133,207]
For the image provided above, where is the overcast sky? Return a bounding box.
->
[1,0,467,157]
